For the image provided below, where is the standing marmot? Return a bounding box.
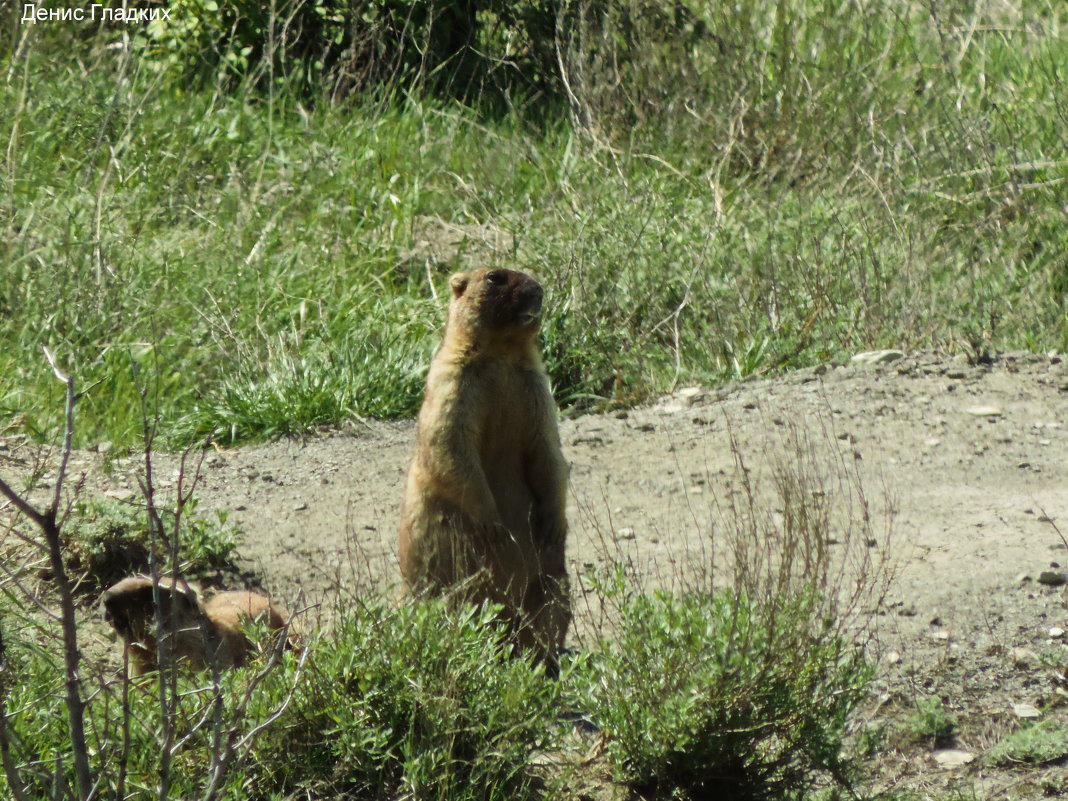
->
[102,575,291,676]
[399,267,571,671]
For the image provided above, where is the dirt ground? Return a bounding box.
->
[3,349,1068,798]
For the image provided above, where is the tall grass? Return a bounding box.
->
[1,0,1065,448]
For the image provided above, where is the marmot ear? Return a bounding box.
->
[449,273,469,297]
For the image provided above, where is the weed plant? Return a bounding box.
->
[1,1,1066,447]
[574,585,872,800]
[568,424,889,800]
[987,719,1068,767]
[905,696,957,748]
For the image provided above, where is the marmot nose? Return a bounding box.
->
[521,282,544,314]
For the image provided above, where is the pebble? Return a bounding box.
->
[1009,647,1039,667]
[965,405,1003,417]
[1038,571,1068,587]
[617,528,636,540]
[676,387,706,406]
[851,349,905,365]
[1051,627,1065,639]
[933,749,975,767]
[1012,703,1041,719]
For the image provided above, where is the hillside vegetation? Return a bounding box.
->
[1,1,1065,451]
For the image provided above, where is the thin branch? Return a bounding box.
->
[3,352,93,800]
[41,346,73,521]
[0,625,31,801]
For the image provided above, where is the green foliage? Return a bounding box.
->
[572,587,873,800]
[987,719,1068,766]
[0,596,560,800]
[63,496,239,590]
[2,1,1066,446]
[246,599,559,799]
[137,0,567,101]
[905,697,957,747]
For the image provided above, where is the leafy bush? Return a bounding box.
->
[0,595,561,800]
[987,719,1068,766]
[243,598,560,799]
[572,586,872,800]
[137,0,567,100]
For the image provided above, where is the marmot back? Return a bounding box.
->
[102,575,291,676]
[399,268,571,671]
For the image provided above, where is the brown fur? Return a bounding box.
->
[399,267,571,670]
[101,575,291,676]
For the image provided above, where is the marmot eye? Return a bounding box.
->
[486,271,507,286]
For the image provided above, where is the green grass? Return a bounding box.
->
[904,696,958,748]
[1,1,1066,449]
[987,719,1068,766]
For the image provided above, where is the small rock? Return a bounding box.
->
[97,440,113,454]
[1017,461,1031,469]
[617,528,636,540]
[965,405,1003,417]
[1051,627,1065,639]
[1009,647,1039,667]
[946,369,968,380]
[1012,703,1041,719]
[930,630,950,641]
[676,387,706,406]
[105,488,135,502]
[1016,573,1032,584]
[933,749,975,768]
[924,438,941,447]
[851,349,905,365]
[886,651,902,665]
[1038,571,1068,587]
[293,502,308,512]
[571,435,605,446]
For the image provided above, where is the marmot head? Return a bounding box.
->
[447,268,544,336]
[102,575,201,644]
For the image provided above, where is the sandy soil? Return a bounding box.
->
[3,349,1068,797]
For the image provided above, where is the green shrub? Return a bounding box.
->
[242,598,560,799]
[905,696,957,748]
[987,719,1068,766]
[573,587,873,801]
[0,595,561,800]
